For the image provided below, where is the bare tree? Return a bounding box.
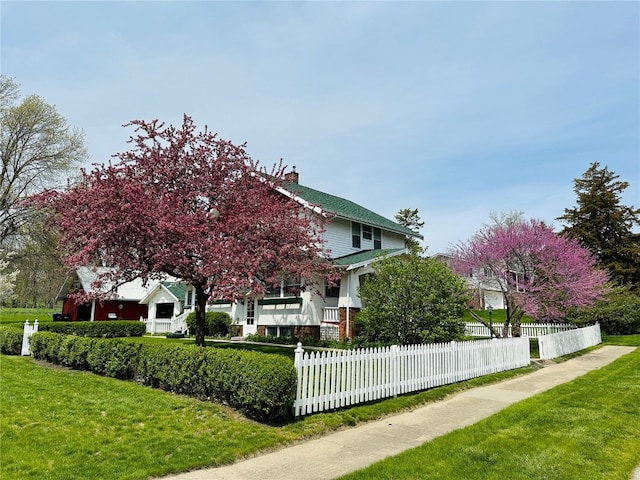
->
[0,75,87,246]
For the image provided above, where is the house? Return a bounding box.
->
[61,170,423,340]
[61,267,194,333]
[206,169,423,341]
[431,253,506,310]
[60,267,151,321]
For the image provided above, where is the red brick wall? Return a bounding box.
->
[339,307,360,341]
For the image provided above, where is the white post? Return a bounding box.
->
[294,342,304,418]
[391,344,399,398]
[21,320,38,356]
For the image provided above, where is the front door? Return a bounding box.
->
[244,300,257,336]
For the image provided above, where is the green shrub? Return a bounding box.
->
[568,289,640,335]
[134,343,297,421]
[87,340,142,379]
[245,333,295,345]
[185,311,233,337]
[28,331,296,422]
[30,332,64,364]
[40,320,146,338]
[0,324,23,355]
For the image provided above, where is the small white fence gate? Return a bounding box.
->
[538,323,601,360]
[294,337,530,418]
[21,320,39,355]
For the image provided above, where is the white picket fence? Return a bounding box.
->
[538,323,601,360]
[294,337,530,418]
[465,322,576,338]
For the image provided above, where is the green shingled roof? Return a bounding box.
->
[162,281,187,301]
[284,182,423,239]
[332,249,406,267]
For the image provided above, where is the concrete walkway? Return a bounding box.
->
[160,345,637,480]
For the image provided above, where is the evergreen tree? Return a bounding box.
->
[558,162,640,291]
[395,208,424,251]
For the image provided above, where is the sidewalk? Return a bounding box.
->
[161,345,636,480]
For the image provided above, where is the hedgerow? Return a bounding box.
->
[0,324,23,355]
[40,320,146,338]
[28,332,296,422]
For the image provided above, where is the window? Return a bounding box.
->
[185,288,194,308]
[362,224,372,240]
[246,300,255,325]
[156,303,174,319]
[265,276,301,298]
[266,326,292,338]
[325,279,341,297]
[352,222,361,248]
[373,227,382,249]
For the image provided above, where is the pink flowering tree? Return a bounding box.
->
[449,219,608,337]
[34,116,334,346]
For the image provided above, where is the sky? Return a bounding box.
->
[2,1,639,254]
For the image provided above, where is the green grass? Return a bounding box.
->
[0,354,536,480]
[0,307,55,324]
[339,345,640,480]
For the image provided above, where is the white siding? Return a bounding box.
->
[323,218,408,259]
[323,219,353,258]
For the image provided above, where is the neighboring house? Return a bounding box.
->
[432,253,506,310]
[61,267,151,321]
[61,170,423,340]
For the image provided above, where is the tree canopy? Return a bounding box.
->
[1,75,87,246]
[449,218,608,336]
[395,208,424,251]
[557,162,640,291]
[356,248,468,345]
[34,115,335,345]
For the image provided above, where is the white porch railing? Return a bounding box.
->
[323,307,339,323]
[538,324,601,360]
[140,311,189,335]
[465,322,576,338]
[294,337,530,417]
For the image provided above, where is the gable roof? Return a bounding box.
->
[138,281,186,305]
[75,266,154,300]
[281,181,423,239]
[332,248,407,270]
[162,281,187,301]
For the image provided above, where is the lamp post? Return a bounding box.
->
[487,305,493,338]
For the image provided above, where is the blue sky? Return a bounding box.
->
[2,1,638,253]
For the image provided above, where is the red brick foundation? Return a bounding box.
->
[339,307,360,342]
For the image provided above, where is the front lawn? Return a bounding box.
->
[339,341,640,480]
[0,354,535,480]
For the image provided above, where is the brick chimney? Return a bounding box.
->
[284,166,299,184]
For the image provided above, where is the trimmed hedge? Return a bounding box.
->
[40,320,146,338]
[0,324,23,355]
[28,332,297,422]
[185,311,233,337]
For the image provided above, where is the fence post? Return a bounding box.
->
[21,320,38,356]
[391,344,399,398]
[294,342,304,418]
